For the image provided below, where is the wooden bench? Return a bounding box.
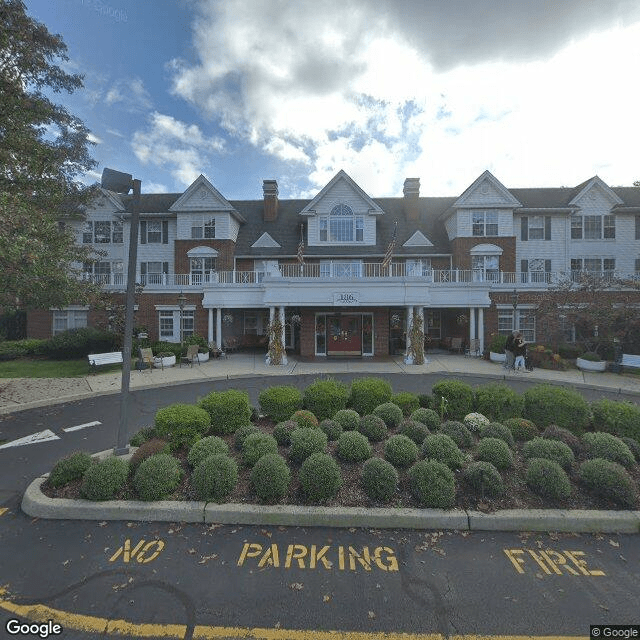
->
[88,351,123,373]
[621,353,640,371]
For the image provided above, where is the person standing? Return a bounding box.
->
[514,333,527,371]
[504,331,516,371]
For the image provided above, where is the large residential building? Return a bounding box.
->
[27,169,640,359]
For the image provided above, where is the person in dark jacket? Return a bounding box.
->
[504,331,516,370]
[513,333,528,371]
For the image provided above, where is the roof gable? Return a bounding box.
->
[97,188,125,211]
[251,232,281,248]
[403,230,433,247]
[568,176,624,208]
[169,174,236,212]
[453,170,521,209]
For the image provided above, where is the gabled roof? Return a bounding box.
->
[251,232,281,248]
[168,175,246,222]
[453,170,522,209]
[98,188,126,211]
[299,169,385,216]
[568,176,624,207]
[403,230,433,247]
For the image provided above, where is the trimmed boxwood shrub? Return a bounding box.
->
[234,424,260,450]
[129,426,157,447]
[408,460,456,508]
[431,379,474,421]
[292,409,319,429]
[302,378,349,420]
[362,458,398,502]
[289,427,328,463]
[242,432,279,467]
[474,384,524,422]
[319,419,342,441]
[258,386,302,422]
[359,414,388,441]
[475,437,513,470]
[463,412,490,433]
[336,431,372,462]
[299,453,342,503]
[462,461,504,497]
[134,453,182,501]
[272,420,298,446]
[333,409,361,432]
[399,419,430,445]
[80,457,128,501]
[418,394,434,409]
[522,437,575,470]
[622,437,640,462]
[154,403,211,450]
[250,454,291,502]
[348,377,393,416]
[43,327,116,360]
[578,459,637,508]
[373,402,404,429]
[479,422,515,449]
[48,451,93,488]
[129,438,169,474]
[523,384,590,433]
[590,399,640,443]
[422,434,466,470]
[503,418,538,442]
[581,432,635,468]
[384,434,419,468]
[440,421,474,448]
[391,392,420,417]
[526,458,571,500]
[188,436,229,468]
[541,425,583,455]
[411,408,440,430]
[198,390,252,435]
[191,454,238,502]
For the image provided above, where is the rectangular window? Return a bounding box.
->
[112,220,123,243]
[319,218,328,242]
[147,221,162,243]
[94,221,111,243]
[472,211,498,236]
[584,258,601,272]
[406,259,432,277]
[603,215,615,239]
[319,215,364,243]
[425,310,441,339]
[82,222,93,244]
[159,311,174,339]
[355,217,364,241]
[244,313,258,335]
[571,258,583,272]
[52,309,87,335]
[571,216,583,239]
[603,258,615,272]
[192,217,216,239]
[181,310,194,338]
[584,215,601,240]
[204,218,215,239]
[528,216,545,240]
[497,309,535,342]
[330,217,353,242]
[141,262,168,285]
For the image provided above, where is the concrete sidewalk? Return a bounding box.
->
[1,351,638,414]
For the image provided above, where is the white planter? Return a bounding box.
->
[154,354,176,368]
[197,352,209,363]
[490,352,506,363]
[577,357,606,372]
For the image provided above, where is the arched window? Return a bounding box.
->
[319,204,364,242]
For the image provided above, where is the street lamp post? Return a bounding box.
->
[177,291,187,350]
[100,168,141,456]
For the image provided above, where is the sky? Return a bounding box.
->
[25,0,640,199]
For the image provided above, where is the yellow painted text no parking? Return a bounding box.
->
[109,539,165,564]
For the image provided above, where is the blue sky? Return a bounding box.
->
[26,0,640,199]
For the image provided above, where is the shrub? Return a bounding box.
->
[348,377,392,416]
[431,379,474,420]
[526,458,571,500]
[475,438,513,470]
[272,420,298,446]
[408,460,456,508]
[191,454,238,502]
[422,434,466,470]
[541,425,582,455]
[418,394,434,409]
[80,457,128,501]
[503,418,539,442]
[474,384,524,422]
[187,436,229,468]
[440,421,474,448]
[581,432,635,468]
[292,409,319,429]
[411,408,440,430]
[129,426,157,447]
[590,399,640,443]
[302,378,349,420]
[333,409,361,432]
[463,412,490,433]
[362,458,398,502]
[391,392,420,416]
[44,327,117,360]
[622,437,640,462]
[242,432,279,466]
[578,459,637,508]
[250,454,291,502]
[336,431,372,462]
[358,414,388,441]
[399,419,430,445]
[319,419,342,441]
[48,452,93,488]
[289,427,328,463]
[129,438,169,474]
[198,390,252,435]
[479,422,515,449]
[154,404,211,450]
[258,386,302,422]
[373,402,404,429]
[462,461,504,497]
[234,424,260,450]
[134,454,182,501]
[523,384,590,433]
[384,434,419,468]
[299,453,342,502]
[0,338,47,360]
[522,438,575,470]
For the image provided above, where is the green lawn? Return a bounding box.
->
[0,358,123,378]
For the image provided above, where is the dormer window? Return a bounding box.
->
[319,204,364,243]
[472,211,498,236]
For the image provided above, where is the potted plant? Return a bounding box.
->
[576,351,606,372]
[154,351,176,368]
[488,333,507,363]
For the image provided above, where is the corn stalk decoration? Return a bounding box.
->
[267,316,285,365]
[409,311,425,365]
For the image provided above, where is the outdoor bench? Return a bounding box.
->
[88,351,123,373]
[620,353,640,371]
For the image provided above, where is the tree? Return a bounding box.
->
[0,0,100,311]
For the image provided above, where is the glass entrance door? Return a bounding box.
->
[327,315,362,356]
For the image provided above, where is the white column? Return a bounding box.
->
[469,307,476,347]
[208,308,213,344]
[216,308,222,350]
[478,308,485,354]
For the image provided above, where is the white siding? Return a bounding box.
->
[454,209,513,237]
[515,214,567,273]
[176,213,235,240]
[444,213,457,240]
[175,186,230,211]
[458,180,512,206]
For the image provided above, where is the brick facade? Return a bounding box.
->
[451,236,516,272]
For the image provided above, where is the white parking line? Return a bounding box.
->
[62,420,102,433]
[0,430,60,449]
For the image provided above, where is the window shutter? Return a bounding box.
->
[521,260,528,272]
[544,216,551,240]
[544,259,551,272]
[162,262,169,274]
[521,217,528,241]
[162,221,168,244]
[140,262,147,275]
[140,221,147,244]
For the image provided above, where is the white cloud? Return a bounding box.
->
[143,181,170,193]
[87,132,102,144]
[105,77,152,111]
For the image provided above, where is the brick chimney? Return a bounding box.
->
[403,178,420,222]
[263,179,278,222]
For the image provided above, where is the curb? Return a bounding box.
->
[22,476,640,533]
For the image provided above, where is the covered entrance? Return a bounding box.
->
[315,312,374,356]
